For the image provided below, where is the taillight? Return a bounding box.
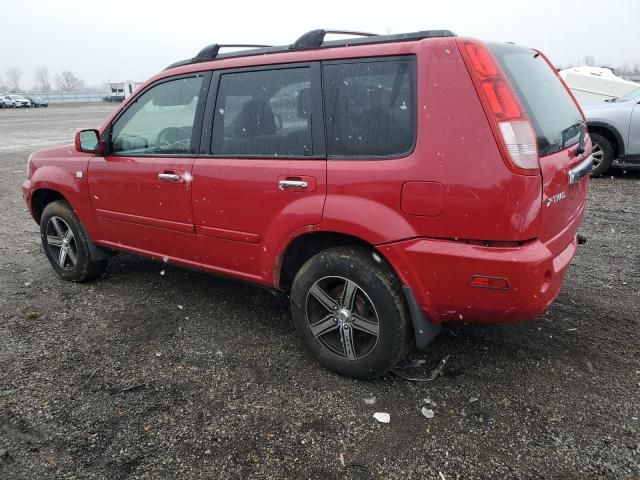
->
[457,39,539,175]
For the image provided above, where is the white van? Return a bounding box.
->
[559,66,639,106]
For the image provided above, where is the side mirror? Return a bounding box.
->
[75,129,103,154]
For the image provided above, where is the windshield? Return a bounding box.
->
[488,43,584,156]
[616,87,640,102]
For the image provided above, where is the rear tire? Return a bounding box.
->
[290,246,412,379]
[590,133,614,177]
[40,200,107,282]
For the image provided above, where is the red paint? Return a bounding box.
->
[22,35,590,326]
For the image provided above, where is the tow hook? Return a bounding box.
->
[577,233,587,245]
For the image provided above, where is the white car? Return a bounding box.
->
[0,95,16,108]
[7,95,31,108]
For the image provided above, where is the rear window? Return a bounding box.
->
[322,57,416,158]
[211,67,312,157]
[488,43,583,156]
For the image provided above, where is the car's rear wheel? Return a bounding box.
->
[40,200,107,282]
[290,246,412,379]
[590,133,614,177]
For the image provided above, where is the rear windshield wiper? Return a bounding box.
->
[561,122,585,151]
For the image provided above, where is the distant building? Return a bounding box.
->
[105,81,144,102]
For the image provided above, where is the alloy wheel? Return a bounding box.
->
[45,216,78,270]
[591,142,603,168]
[305,276,380,360]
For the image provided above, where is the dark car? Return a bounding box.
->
[26,96,49,108]
[22,29,592,379]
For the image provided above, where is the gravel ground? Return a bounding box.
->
[0,104,639,479]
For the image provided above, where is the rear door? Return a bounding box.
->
[89,73,209,265]
[489,43,589,247]
[192,63,326,284]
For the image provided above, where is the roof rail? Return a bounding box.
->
[291,29,378,50]
[164,30,456,70]
[193,44,272,63]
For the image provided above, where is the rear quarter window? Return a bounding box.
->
[322,57,416,158]
[488,43,583,156]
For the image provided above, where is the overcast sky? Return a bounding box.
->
[2,0,639,90]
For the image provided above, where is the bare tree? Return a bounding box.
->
[0,76,7,92]
[55,71,84,92]
[33,67,51,93]
[5,68,23,92]
[583,56,595,67]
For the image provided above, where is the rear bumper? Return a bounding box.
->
[379,232,579,324]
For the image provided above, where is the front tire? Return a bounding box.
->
[40,200,107,282]
[290,246,412,379]
[590,132,614,177]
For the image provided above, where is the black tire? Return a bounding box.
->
[290,246,412,379]
[590,132,614,177]
[40,200,107,282]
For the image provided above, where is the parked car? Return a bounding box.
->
[7,94,31,108]
[26,96,49,108]
[22,29,592,379]
[0,95,16,108]
[584,87,640,175]
[102,94,125,103]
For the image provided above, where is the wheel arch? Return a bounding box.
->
[275,231,405,292]
[31,188,68,223]
[587,121,625,158]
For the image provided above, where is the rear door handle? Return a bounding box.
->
[158,173,181,182]
[278,179,308,189]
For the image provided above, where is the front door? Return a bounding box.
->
[89,73,208,266]
[192,64,326,284]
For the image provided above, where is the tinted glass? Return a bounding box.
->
[111,75,203,155]
[489,43,583,156]
[323,58,416,157]
[212,68,312,157]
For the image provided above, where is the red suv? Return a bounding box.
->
[22,30,592,379]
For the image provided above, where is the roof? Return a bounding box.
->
[165,29,456,70]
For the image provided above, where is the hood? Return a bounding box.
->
[30,144,79,161]
[583,99,632,116]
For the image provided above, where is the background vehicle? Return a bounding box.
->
[1,95,16,108]
[584,87,640,175]
[560,66,639,106]
[22,29,591,379]
[104,81,142,102]
[7,94,31,107]
[26,96,49,107]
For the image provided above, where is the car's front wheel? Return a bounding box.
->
[290,246,412,379]
[40,200,107,282]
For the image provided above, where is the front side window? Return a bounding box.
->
[212,67,312,157]
[111,75,203,155]
[323,58,416,158]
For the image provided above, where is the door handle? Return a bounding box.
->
[158,173,181,182]
[278,179,308,190]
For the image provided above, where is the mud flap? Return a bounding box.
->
[402,286,441,349]
[78,222,115,261]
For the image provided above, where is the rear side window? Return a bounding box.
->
[488,43,583,156]
[323,57,416,158]
[212,67,312,157]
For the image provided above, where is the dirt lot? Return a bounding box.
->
[0,104,638,479]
